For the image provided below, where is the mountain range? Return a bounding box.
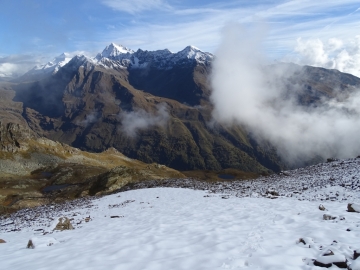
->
[1,43,360,174]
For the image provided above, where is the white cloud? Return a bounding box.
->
[0,55,44,78]
[211,23,360,167]
[0,63,19,77]
[76,112,100,127]
[119,103,169,137]
[294,36,360,77]
[101,0,169,14]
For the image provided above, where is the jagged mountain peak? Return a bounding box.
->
[36,52,71,70]
[20,44,213,82]
[183,45,201,52]
[174,45,213,62]
[54,52,70,61]
[96,44,213,69]
[100,43,135,58]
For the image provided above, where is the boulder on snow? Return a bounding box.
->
[354,250,360,260]
[314,252,347,268]
[348,203,360,213]
[0,239,6,243]
[319,204,326,211]
[323,214,337,220]
[54,217,74,231]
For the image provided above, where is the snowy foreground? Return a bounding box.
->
[0,188,360,269]
[1,158,360,269]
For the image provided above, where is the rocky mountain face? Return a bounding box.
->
[3,44,360,174]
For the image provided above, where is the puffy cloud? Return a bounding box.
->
[0,55,43,78]
[294,36,360,77]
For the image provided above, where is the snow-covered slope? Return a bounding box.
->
[1,186,360,269]
[1,157,360,269]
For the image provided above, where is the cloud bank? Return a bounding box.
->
[119,103,169,137]
[0,55,44,78]
[294,36,360,77]
[211,24,360,167]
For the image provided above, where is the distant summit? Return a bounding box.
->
[19,53,72,82]
[95,43,213,69]
[98,43,134,58]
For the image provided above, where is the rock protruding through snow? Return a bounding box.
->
[26,237,59,249]
[348,203,360,212]
[53,217,74,231]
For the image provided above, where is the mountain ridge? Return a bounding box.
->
[3,43,360,173]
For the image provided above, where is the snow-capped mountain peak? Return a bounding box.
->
[174,45,213,62]
[99,43,134,59]
[18,52,72,81]
[20,44,213,81]
[97,43,213,69]
[33,52,71,73]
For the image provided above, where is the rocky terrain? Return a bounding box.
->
[2,156,359,231]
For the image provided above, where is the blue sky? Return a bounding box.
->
[1,0,360,76]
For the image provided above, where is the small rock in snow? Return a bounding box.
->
[26,237,59,249]
[323,214,337,220]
